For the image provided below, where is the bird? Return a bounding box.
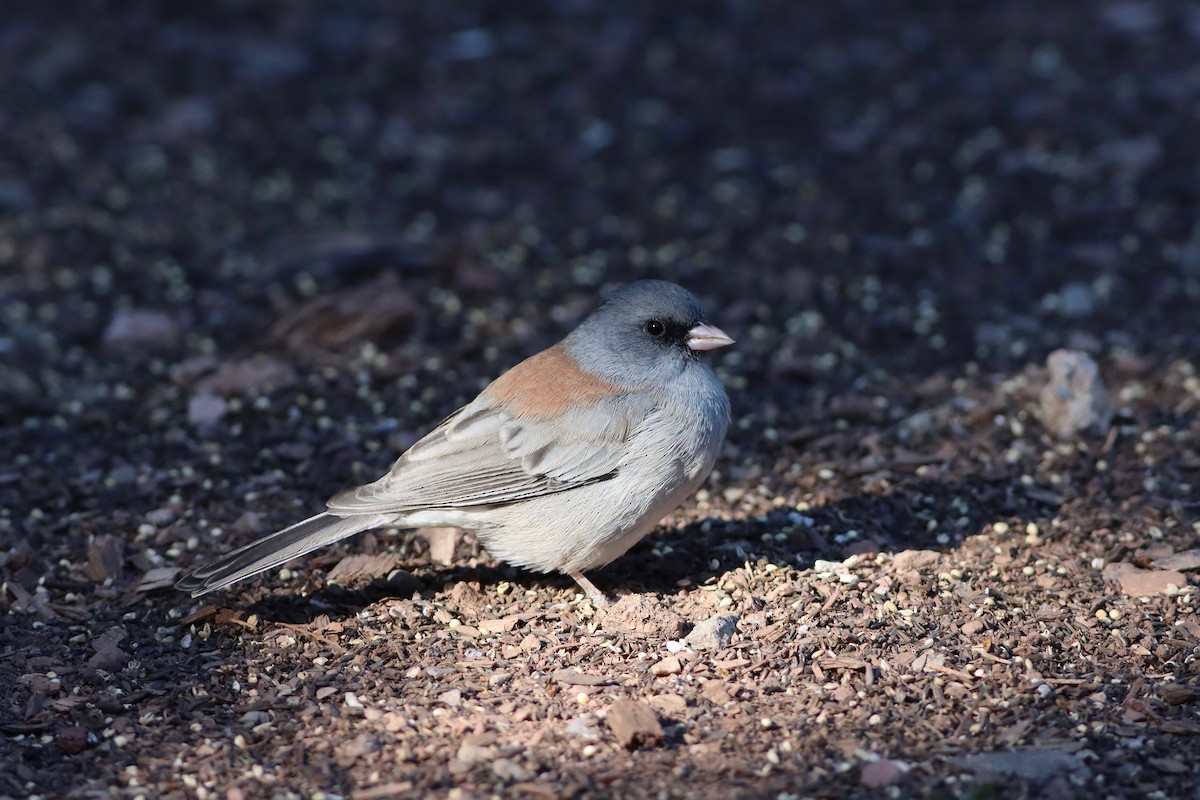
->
[175,279,733,606]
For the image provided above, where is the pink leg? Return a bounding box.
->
[568,570,609,607]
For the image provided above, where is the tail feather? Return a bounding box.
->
[175,512,385,597]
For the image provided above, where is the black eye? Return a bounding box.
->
[644,319,666,337]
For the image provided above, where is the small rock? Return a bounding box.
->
[648,693,688,716]
[701,680,738,704]
[860,759,908,789]
[893,549,940,571]
[334,732,379,763]
[378,569,422,597]
[196,356,296,396]
[684,615,739,651]
[103,308,183,352]
[491,758,532,782]
[1039,349,1113,439]
[0,365,39,408]
[650,656,682,676]
[55,726,94,755]
[88,627,130,671]
[108,464,138,485]
[145,507,179,527]
[1055,282,1097,318]
[231,511,263,535]
[606,700,664,750]
[381,712,407,732]
[455,736,496,767]
[1102,562,1187,596]
[961,619,986,636]
[188,392,228,427]
[552,669,615,686]
[446,580,487,607]
[598,594,685,637]
[564,714,602,739]
[274,442,313,461]
[155,95,217,141]
[843,538,882,558]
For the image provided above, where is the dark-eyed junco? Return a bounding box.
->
[175,280,733,605]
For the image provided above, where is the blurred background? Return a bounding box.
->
[4,0,1199,542]
[3,1,1197,419]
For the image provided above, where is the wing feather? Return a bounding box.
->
[325,393,656,515]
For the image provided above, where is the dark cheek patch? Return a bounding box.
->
[481,345,624,420]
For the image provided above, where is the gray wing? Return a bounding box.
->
[325,393,658,515]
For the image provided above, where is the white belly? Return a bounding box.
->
[470,378,728,574]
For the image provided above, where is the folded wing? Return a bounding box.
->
[326,392,657,515]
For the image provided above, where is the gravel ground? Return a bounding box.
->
[3,1,1200,798]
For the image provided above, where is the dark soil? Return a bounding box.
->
[3,1,1199,798]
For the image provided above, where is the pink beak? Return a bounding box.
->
[687,322,735,351]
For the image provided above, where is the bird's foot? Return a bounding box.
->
[568,570,609,608]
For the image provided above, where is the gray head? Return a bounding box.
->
[564,280,734,386]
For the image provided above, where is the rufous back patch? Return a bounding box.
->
[481,345,622,419]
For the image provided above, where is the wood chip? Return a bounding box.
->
[84,535,124,582]
[325,553,401,586]
[350,781,415,800]
[135,566,180,593]
[552,669,617,686]
[1152,549,1200,572]
[477,614,527,634]
[179,604,218,626]
[1157,684,1200,706]
[818,656,869,670]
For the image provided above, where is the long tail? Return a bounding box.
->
[174,512,387,597]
